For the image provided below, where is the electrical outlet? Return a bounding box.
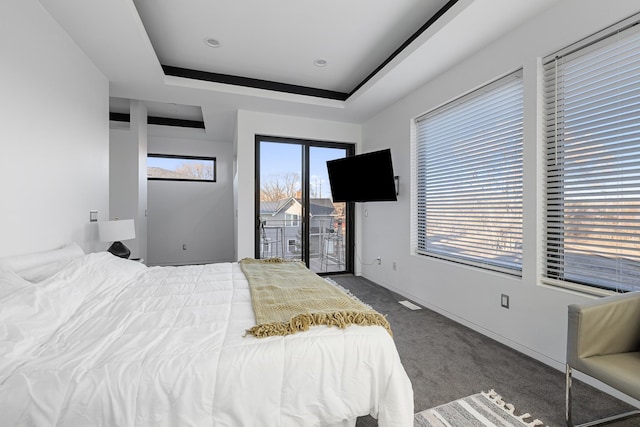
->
[501,294,510,309]
[392,261,397,271]
[182,244,187,251]
[89,210,98,222]
[376,257,381,265]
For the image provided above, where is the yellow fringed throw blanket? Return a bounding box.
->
[240,258,392,338]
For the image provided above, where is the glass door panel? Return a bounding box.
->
[309,146,349,273]
[257,141,302,262]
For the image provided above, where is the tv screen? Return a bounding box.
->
[327,149,397,202]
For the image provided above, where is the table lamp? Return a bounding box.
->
[98,219,135,258]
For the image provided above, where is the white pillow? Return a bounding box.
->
[0,243,85,282]
[18,259,79,283]
[0,268,30,298]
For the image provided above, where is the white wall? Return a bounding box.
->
[108,100,148,260]
[0,0,109,257]
[109,125,138,255]
[133,102,149,262]
[359,0,640,404]
[234,111,362,261]
[147,130,235,265]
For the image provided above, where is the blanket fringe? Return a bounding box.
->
[482,389,547,427]
[246,311,392,338]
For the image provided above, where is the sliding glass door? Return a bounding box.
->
[255,136,354,274]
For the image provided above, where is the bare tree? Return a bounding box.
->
[176,162,214,180]
[261,172,300,201]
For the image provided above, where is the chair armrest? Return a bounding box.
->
[567,291,640,365]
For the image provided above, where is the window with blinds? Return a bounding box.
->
[543,15,640,293]
[414,70,523,275]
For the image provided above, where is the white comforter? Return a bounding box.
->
[0,253,413,426]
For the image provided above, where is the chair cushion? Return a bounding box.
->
[574,351,640,401]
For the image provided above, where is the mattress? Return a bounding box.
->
[0,252,413,426]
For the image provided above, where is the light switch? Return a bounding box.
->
[90,210,98,222]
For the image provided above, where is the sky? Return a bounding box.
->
[259,141,347,198]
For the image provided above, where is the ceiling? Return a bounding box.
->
[133,0,454,98]
[38,0,560,141]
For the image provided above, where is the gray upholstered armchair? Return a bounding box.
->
[566,291,640,426]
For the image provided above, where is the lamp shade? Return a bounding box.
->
[98,219,135,242]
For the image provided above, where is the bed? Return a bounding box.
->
[0,244,413,426]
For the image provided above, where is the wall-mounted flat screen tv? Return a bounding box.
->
[327,149,397,202]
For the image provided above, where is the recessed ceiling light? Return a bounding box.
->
[313,59,327,67]
[204,38,221,48]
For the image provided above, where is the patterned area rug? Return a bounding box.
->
[414,390,548,427]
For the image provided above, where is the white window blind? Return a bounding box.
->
[543,16,640,293]
[415,71,523,275]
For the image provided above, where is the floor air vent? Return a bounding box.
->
[398,300,421,310]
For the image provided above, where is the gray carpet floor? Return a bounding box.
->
[328,274,638,427]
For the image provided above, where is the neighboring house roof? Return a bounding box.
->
[259,197,337,217]
[260,198,296,217]
[260,200,284,216]
[300,198,337,217]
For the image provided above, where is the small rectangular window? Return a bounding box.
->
[287,239,297,253]
[147,154,216,182]
[285,213,300,227]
